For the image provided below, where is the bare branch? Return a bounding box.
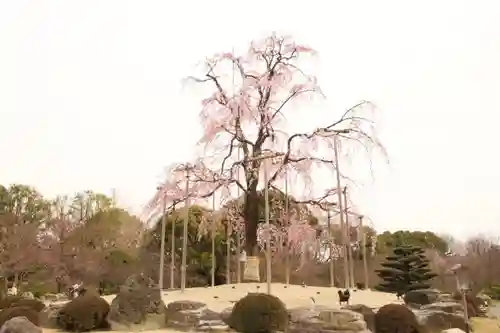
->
[167,33,386,254]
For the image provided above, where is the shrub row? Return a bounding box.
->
[227,292,425,333]
[0,293,109,332]
[0,296,45,327]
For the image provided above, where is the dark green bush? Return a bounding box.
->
[228,293,288,333]
[11,298,45,312]
[57,294,110,332]
[0,306,39,327]
[0,296,23,310]
[375,304,421,333]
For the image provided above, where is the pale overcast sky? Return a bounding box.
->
[1,1,499,240]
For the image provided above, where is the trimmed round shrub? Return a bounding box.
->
[56,294,110,332]
[375,304,421,333]
[228,293,288,333]
[0,296,23,310]
[0,306,40,327]
[11,298,45,312]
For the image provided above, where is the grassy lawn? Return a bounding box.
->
[471,318,500,332]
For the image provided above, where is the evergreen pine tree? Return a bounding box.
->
[375,244,437,295]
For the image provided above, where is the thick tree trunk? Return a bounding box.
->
[244,181,260,256]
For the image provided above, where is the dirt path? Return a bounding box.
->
[489,303,500,318]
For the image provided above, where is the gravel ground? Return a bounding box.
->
[490,303,500,318]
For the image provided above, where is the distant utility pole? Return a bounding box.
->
[333,131,350,289]
[170,203,176,290]
[344,187,355,289]
[157,186,167,290]
[359,215,369,289]
[284,168,291,285]
[326,205,335,287]
[180,166,191,292]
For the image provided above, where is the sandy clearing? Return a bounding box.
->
[47,283,401,332]
[102,282,400,312]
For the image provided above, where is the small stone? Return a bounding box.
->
[288,306,367,332]
[167,300,206,312]
[414,308,468,333]
[0,317,42,333]
[404,289,442,306]
[421,302,464,314]
[20,292,34,299]
[108,273,166,328]
[441,329,467,333]
[39,302,66,328]
[165,301,229,332]
[220,307,233,324]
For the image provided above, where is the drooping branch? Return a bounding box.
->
[176,33,387,256]
[187,35,321,189]
[266,100,383,187]
[191,56,382,202]
[142,160,238,222]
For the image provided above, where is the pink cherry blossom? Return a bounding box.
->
[162,33,385,256]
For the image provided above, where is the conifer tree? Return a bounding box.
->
[375,244,437,295]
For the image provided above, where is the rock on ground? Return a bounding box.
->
[219,306,232,325]
[420,302,464,314]
[404,289,443,307]
[288,305,370,333]
[165,300,230,332]
[414,308,469,333]
[477,293,492,306]
[474,294,490,317]
[42,293,67,303]
[343,304,376,332]
[403,289,485,332]
[441,329,467,333]
[39,302,66,328]
[436,293,456,303]
[19,292,34,300]
[108,273,166,329]
[0,316,42,333]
